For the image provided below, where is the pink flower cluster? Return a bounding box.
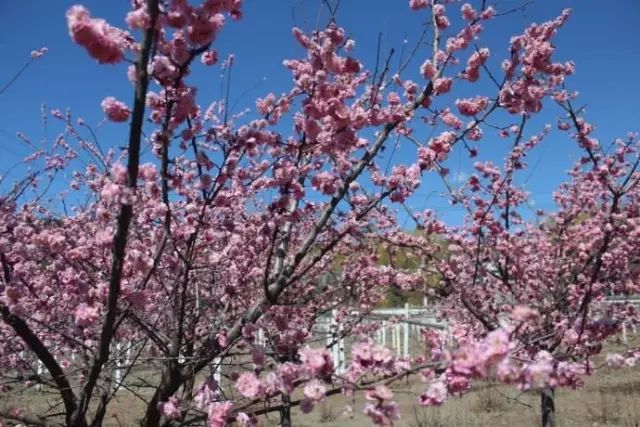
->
[101,97,130,122]
[433,77,453,95]
[348,340,399,380]
[456,96,489,116]
[66,5,130,64]
[409,0,429,11]
[387,165,421,203]
[462,48,490,82]
[433,4,450,30]
[298,346,334,379]
[420,60,437,80]
[418,131,457,170]
[419,380,447,406]
[125,6,151,30]
[207,401,234,427]
[74,302,99,327]
[440,109,463,130]
[158,396,181,420]
[364,386,400,426]
[499,9,575,114]
[30,47,48,59]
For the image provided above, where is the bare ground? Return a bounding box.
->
[2,339,639,426]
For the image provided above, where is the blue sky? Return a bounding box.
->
[0,1,638,225]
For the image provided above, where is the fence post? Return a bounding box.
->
[330,309,340,372]
[382,320,387,346]
[329,309,346,374]
[256,328,265,347]
[403,303,410,358]
[36,359,43,391]
[213,357,222,384]
[338,319,345,374]
[113,342,123,390]
[391,321,397,351]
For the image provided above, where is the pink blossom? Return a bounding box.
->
[207,401,234,427]
[101,182,122,202]
[303,379,326,402]
[363,401,400,426]
[138,163,157,181]
[480,6,496,20]
[74,303,99,327]
[456,96,489,116]
[127,64,137,84]
[235,372,264,398]
[186,12,225,46]
[149,55,177,81]
[125,7,151,30]
[387,92,401,105]
[298,346,334,378]
[420,381,447,406]
[447,375,470,393]
[462,48,490,82]
[66,5,128,64]
[201,50,219,66]
[563,329,579,346]
[311,172,339,196]
[101,97,130,122]
[365,385,393,401]
[194,377,218,409]
[158,396,181,420]
[482,329,510,360]
[440,109,462,129]
[467,125,483,141]
[409,0,429,10]
[510,305,540,323]
[461,4,477,21]
[277,362,302,394]
[350,340,396,374]
[521,351,554,389]
[235,412,255,427]
[251,347,266,366]
[291,27,311,48]
[433,77,452,95]
[344,39,356,52]
[605,353,625,368]
[30,47,48,59]
[420,60,436,80]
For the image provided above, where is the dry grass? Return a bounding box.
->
[2,340,640,426]
[287,365,640,427]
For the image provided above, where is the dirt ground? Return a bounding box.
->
[2,339,639,426]
[283,365,640,427]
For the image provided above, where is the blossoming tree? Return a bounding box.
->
[0,1,638,427]
[386,7,640,427]
[408,124,640,427]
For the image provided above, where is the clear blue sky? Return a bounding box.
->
[0,1,638,225]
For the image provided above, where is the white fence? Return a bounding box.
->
[12,297,639,392]
[317,304,448,374]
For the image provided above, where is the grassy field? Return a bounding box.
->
[2,339,639,426]
[282,365,640,427]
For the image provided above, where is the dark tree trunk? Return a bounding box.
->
[279,394,292,427]
[142,364,182,427]
[540,387,555,427]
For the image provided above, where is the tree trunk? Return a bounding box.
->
[540,387,555,427]
[142,364,182,427]
[279,394,292,427]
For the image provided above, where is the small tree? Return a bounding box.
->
[405,65,640,427]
